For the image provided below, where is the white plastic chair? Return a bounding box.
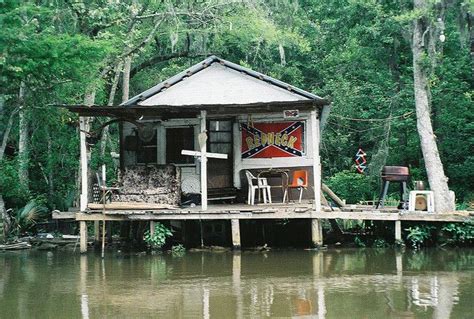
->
[408,190,435,212]
[245,171,272,205]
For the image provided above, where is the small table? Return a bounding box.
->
[257,169,290,203]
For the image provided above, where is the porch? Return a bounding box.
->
[52,201,472,253]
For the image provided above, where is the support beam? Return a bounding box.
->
[200,110,208,210]
[79,117,88,211]
[321,183,345,208]
[310,111,321,212]
[94,221,100,243]
[150,220,156,236]
[231,219,241,249]
[80,221,88,253]
[311,219,323,247]
[395,220,402,242]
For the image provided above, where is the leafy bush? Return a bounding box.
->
[441,222,474,245]
[0,159,30,207]
[171,244,186,256]
[372,238,389,248]
[143,223,173,249]
[405,225,435,249]
[9,199,49,236]
[325,170,376,204]
[354,236,366,247]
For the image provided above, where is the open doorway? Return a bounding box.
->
[207,119,233,189]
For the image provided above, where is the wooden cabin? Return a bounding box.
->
[57,56,470,252]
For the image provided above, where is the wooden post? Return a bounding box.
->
[200,110,208,211]
[396,252,403,276]
[80,221,88,253]
[94,221,100,242]
[395,220,402,242]
[321,183,345,208]
[311,110,321,212]
[79,116,88,211]
[150,220,156,236]
[101,220,106,258]
[231,219,241,250]
[311,218,323,247]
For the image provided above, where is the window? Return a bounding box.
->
[208,120,232,155]
[136,129,157,164]
[166,127,194,164]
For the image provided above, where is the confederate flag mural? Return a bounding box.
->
[241,121,305,158]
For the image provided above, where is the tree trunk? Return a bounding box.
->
[76,87,96,207]
[412,0,454,213]
[101,62,123,157]
[18,82,29,190]
[122,56,132,103]
[0,195,5,243]
[120,56,132,240]
[47,130,54,198]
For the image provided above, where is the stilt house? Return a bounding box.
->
[57,56,471,252]
[64,56,332,251]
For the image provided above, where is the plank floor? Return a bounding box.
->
[52,201,473,223]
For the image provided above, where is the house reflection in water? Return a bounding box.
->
[72,249,467,319]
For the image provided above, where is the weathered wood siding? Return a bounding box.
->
[120,111,319,198]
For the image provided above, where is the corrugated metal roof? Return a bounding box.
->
[122,55,328,106]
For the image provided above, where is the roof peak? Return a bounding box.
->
[123,56,328,106]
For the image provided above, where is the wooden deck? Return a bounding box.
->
[53,202,472,222]
[52,201,472,253]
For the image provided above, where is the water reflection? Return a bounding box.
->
[0,248,472,318]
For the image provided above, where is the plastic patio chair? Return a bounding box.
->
[245,170,272,205]
[283,170,308,203]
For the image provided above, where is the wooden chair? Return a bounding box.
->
[245,170,272,205]
[94,172,120,203]
[283,170,308,203]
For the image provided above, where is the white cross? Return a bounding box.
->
[181,150,228,160]
[181,130,228,210]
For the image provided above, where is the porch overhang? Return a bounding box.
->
[58,99,328,119]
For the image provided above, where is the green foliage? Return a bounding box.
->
[171,244,186,257]
[372,238,389,248]
[143,223,173,250]
[325,170,375,204]
[354,236,366,248]
[441,222,474,245]
[11,199,49,235]
[0,159,29,206]
[405,225,435,250]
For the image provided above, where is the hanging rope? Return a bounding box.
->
[330,111,413,122]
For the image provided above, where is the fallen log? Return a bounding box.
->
[0,242,31,250]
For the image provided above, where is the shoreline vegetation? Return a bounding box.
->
[2,219,472,253]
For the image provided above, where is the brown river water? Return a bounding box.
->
[0,248,472,318]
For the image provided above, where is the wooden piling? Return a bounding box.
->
[150,220,156,236]
[395,220,402,242]
[94,221,100,242]
[80,221,88,253]
[231,219,241,249]
[311,219,323,247]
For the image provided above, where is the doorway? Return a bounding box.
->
[207,120,233,189]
